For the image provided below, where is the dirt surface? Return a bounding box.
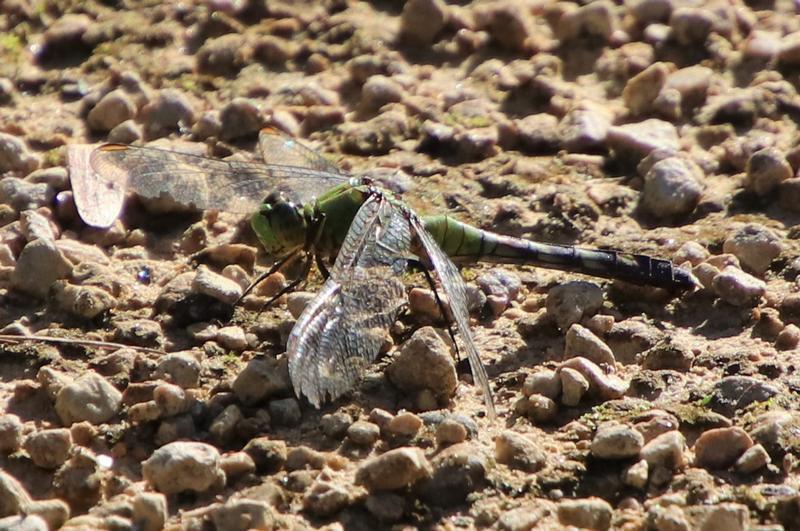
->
[1,0,800,529]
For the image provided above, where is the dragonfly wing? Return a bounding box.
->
[86,143,349,226]
[69,143,124,228]
[409,214,496,418]
[288,194,412,406]
[258,128,344,175]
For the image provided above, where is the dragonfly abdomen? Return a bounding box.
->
[422,215,696,290]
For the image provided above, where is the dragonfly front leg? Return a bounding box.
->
[254,252,314,317]
[306,210,331,279]
[237,250,303,304]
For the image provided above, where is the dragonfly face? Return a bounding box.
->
[250,192,309,257]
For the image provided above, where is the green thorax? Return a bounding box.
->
[312,182,373,259]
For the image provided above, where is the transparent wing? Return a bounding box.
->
[409,214,496,418]
[287,194,411,407]
[258,127,344,175]
[84,143,349,227]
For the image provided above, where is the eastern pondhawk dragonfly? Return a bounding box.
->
[75,129,696,418]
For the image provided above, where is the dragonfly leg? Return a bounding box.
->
[253,252,314,318]
[409,259,462,364]
[315,254,331,280]
[237,250,302,305]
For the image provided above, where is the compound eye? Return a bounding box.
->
[264,191,290,205]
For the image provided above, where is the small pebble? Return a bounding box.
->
[591,423,644,460]
[112,318,163,348]
[0,133,41,174]
[710,376,778,417]
[24,428,72,469]
[321,412,353,439]
[51,282,117,319]
[242,438,287,473]
[623,459,649,489]
[268,398,301,426]
[209,405,243,443]
[722,224,783,275]
[142,441,224,494]
[216,326,248,351]
[640,156,703,219]
[253,35,298,65]
[622,62,670,115]
[386,412,423,438]
[11,239,72,297]
[287,291,315,319]
[140,89,196,138]
[559,367,589,406]
[365,492,405,522]
[19,210,57,242]
[362,75,404,109]
[219,451,256,478]
[525,394,558,424]
[132,492,167,531]
[559,105,611,153]
[476,269,522,316]
[607,119,679,160]
[779,178,800,213]
[386,327,457,405]
[564,324,616,367]
[0,414,24,453]
[87,89,136,132]
[776,324,800,351]
[669,7,715,46]
[155,352,202,389]
[219,97,264,141]
[640,430,687,471]
[557,497,613,531]
[196,34,248,76]
[108,119,142,144]
[522,370,562,400]
[744,147,792,196]
[193,266,243,305]
[673,241,710,266]
[303,477,351,517]
[355,447,432,491]
[0,515,48,530]
[475,2,533,52]
[734,443,771,474]
[153,382,191,417]
[545,281,604,330]
[55,371,122,426]
[693,427,753,470]
[213,499,275,530]
[646,505,690,530]
[494,430,546,472]
[712,265,766,306]
[558,1,619,42]
[688,503,749,531]
[562,357,629,400]
[399,0,448,45]
[436,418,468,445]
[641,341,694,371]
[347,421,381,446]
[233,356,291,405]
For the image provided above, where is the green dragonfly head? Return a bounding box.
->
[250,193,308,257]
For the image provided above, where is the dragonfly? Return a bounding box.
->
[75,129,697,418]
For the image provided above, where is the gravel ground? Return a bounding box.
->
[1,0,800,529]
